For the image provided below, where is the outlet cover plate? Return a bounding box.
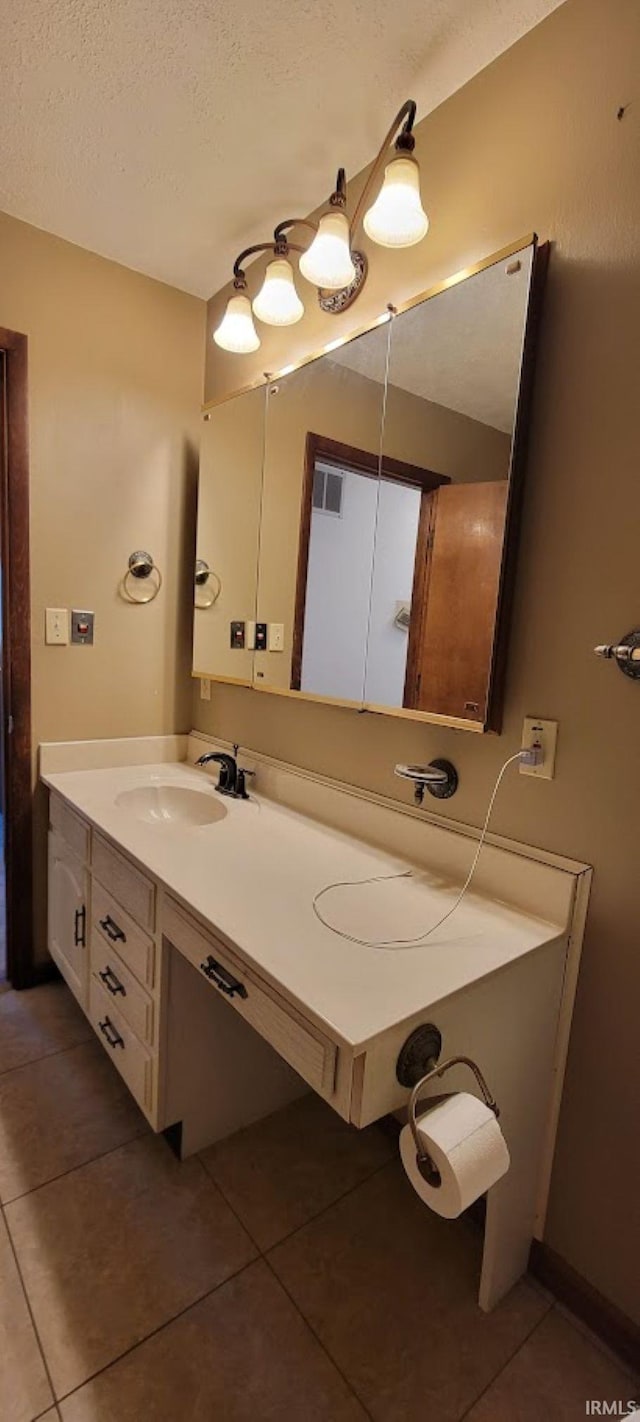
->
[520,716,558,779]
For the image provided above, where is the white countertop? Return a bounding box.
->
[43,761,565,1049]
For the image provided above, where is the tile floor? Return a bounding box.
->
[0,981,637,1421]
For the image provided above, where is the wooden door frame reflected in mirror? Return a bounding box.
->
[291,431,449,692]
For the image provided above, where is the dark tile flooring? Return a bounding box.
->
[0,981,636,1420]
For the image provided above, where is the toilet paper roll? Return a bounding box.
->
[399,1092,510,1218]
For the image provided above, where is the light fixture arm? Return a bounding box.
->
[232,242,275,288]
[349,99,417,241]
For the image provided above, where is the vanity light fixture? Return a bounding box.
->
[213,100,428,353]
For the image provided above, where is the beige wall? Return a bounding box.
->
[196,0,640,1324]
[0,210,205,956]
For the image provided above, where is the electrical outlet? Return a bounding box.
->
[45,608,69,645]
[520,717,558,779]
[268,622,285,652]
[200,677,211,701]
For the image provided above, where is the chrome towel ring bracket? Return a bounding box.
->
[594,628,640,680]
[120,551,163,604]
[195,559,222,608]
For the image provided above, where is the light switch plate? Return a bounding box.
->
[45,608,69,645]
[520,716,558,779]
[200,677,211,701]
[71,610,94,645]
[268,622,285,652]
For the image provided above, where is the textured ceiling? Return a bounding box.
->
[0,1,563,297]
[332,244,534,430]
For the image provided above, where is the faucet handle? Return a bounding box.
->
[235,767,255,801]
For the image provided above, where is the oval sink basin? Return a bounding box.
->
[115,784,228,827]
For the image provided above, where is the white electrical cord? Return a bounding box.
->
[312,751,526,949]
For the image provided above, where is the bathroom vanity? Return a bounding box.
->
[41,733,590,1312]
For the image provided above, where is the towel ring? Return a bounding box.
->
[194,559,222,608]
[121,550,163,604]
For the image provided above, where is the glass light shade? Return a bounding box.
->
[213,293,260,353]
[252,258,304,326]
[363,155,429,248]
[299,210,356,290]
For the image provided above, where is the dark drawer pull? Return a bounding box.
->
[200,954,248,1000]
[99,965,126,997]
[99,914,126,944]
[98,1016,124,1049]
[74,905,86,948]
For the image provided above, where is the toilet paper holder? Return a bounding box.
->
[408,1055,500,1189]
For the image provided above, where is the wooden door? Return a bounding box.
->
[47,833,88,1006]
[406,481,508,721]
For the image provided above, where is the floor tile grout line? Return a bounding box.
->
[263,1252,375,1421]
[0,1197,60,1416]
[199,1154,375,1419]
[457,1298,555,1420]
[52,1255,262,1406]
[199,1149,396,1257]
[2,1125,150,1208]
[0,1034,94,1081]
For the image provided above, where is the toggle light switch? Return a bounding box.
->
[45,608,69,645]
[268,622,285,652]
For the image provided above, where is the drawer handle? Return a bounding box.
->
[74,905,86,948]
[98,1016,124,1049]
[99,914,126,944]
[99,965,126,997]
[200,954,248,1000]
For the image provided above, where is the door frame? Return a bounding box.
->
[0,326,34,987]
[291,431,448,691]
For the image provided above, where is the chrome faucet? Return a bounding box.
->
[196,744,255,800]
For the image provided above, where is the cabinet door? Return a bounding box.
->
[48,832,88,1006]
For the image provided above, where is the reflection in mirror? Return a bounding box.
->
[253,320,391,703]
[357,243,535,723]
[193,384,265,685]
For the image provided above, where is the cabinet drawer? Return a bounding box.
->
[163,897,336,1098]
[92,833,156,931]
[49,793,90,865]
[88,976,153,1114]
[91,881,155,990]
[90,937,154,1046]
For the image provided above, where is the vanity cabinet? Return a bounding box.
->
[47,832,88,1006]
[46,789,312,1144]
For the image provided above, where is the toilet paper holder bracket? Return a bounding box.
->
[408,1055,500,1189]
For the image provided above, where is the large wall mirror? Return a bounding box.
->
[194,236,546,731]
